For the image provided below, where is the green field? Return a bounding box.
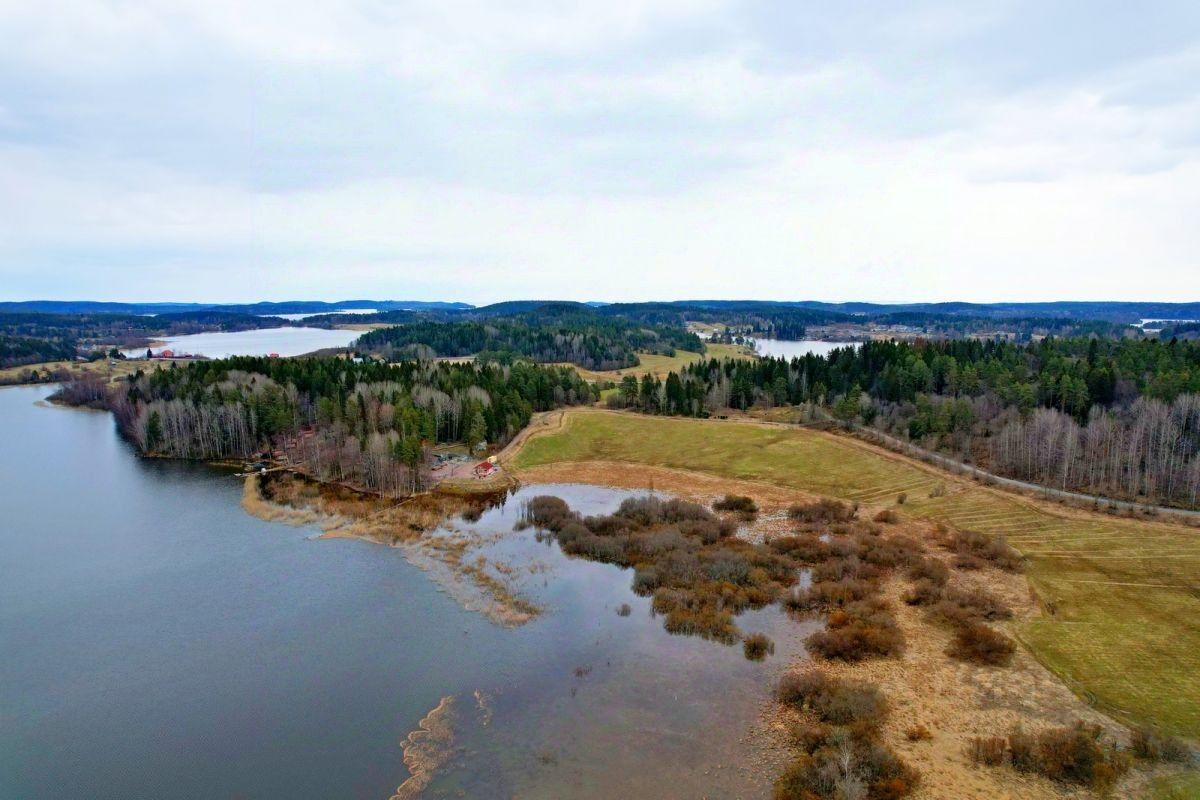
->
[567,343,754,382]
[514,410,1200,737]
[1149,772,1200,799]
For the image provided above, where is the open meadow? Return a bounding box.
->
[566,343,754,382]
[511,409,1200,739]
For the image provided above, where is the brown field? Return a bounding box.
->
[510,409,1200,737]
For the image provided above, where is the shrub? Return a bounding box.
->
[807,601,904,661]
[743,632,775,660]
[948,530,1024,572]
[947,623,1015,666]
[769,533,831,563]
[713,494,758,514]
[632,565,659,594]
[903,578,943,607]
[873,509,899,524]
[1131,726,1191,762]
[930,587,1012,625]
[896,492,907,505]
[905,724,933,742]
[1010,722,1130,791]
[524,495,576,530]
[813,556,881,583]
[788,499,855,524]
[968,736,1008,766]
[777,670,888,726]
[616,603,632,617]
[785,578,875,611]
[907,557,949,586]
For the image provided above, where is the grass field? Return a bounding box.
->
[1149,772,1200,799]
[513,409,1200,737]
[566,343,754,382]
[0,358,151,386]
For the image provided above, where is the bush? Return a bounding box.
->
[930,587,1012,626]
[743,632,775,660]
[896,492,907,505]
[806,601,904,661]
[788,499,855,524]
[616,603,632,617]
[905,724,933,742]
[948,530,1024,572]
[903,578,943,607]
[713,494,758,514]
[1131,726,1191,763]
[907,557,949,586]
[873,509,899,524]
[1012,722,1130,791]
[777,670,888,726]
[947,623,1015,666]
[769,533,831,563]
[969,736,1008,766]
[785,578,876,611]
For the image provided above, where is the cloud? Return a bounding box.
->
[1,0,1197,302]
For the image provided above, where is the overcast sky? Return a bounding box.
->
[2,1,1198,304]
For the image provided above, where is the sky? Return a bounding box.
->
[1,1,1198,305]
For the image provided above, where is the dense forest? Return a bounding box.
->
[97,356,595,495]
[609,338,1200,508]
[356,308,703,370]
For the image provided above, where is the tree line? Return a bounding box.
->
[102,356,595,496]
[355,312,703,370]
[607,337,1200,507]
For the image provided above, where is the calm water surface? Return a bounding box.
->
[750,339,860,359]
[122,326,361,358]
[0,385,807,799]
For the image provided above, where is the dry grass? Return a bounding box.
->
[0,358,153,386]
[511,408,1200,737]
[563,343,754,382]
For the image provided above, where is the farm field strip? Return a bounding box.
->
[511,409,1200,737]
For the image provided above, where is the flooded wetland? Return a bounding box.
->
[0,386,809,799]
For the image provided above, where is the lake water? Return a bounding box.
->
[268,309,378,321]
[0,385,808,799]
[750,338,861,359]
[122,326,361,359]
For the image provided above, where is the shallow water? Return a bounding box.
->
[750,339,861,359]
[0,386,811,799]
[120,326,361,358]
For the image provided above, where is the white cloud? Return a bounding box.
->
[0,0,1197,302]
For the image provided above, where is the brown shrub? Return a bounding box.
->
[1011,722,1130,791]
[947,623,1015,666]
[903,579,943,607]
[743,632,775,661]
[713,494,758,515]
[788,498,856,524]
[807,602,904,661]
[1131,726,1191,762]
[948,529,1024,572]
[785,578,875,612]
[968,736,1008,766]
[776,670,888,726]
[873,509,899,524]
[769,533,832,563]
[905,724,933,742]
[907,557,949,586]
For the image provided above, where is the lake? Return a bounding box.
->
[268,309,378,321]
[122,326,362,359]
[0,385,808,799]
[750,338,861,359]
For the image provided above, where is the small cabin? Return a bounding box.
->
[473,461,496,478]
[159,349,175,358]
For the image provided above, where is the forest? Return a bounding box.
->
[608,337,1200,508]
[355,308,703,369]
[89,356,595,496]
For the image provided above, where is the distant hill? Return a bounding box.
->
[0,300,475,315]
